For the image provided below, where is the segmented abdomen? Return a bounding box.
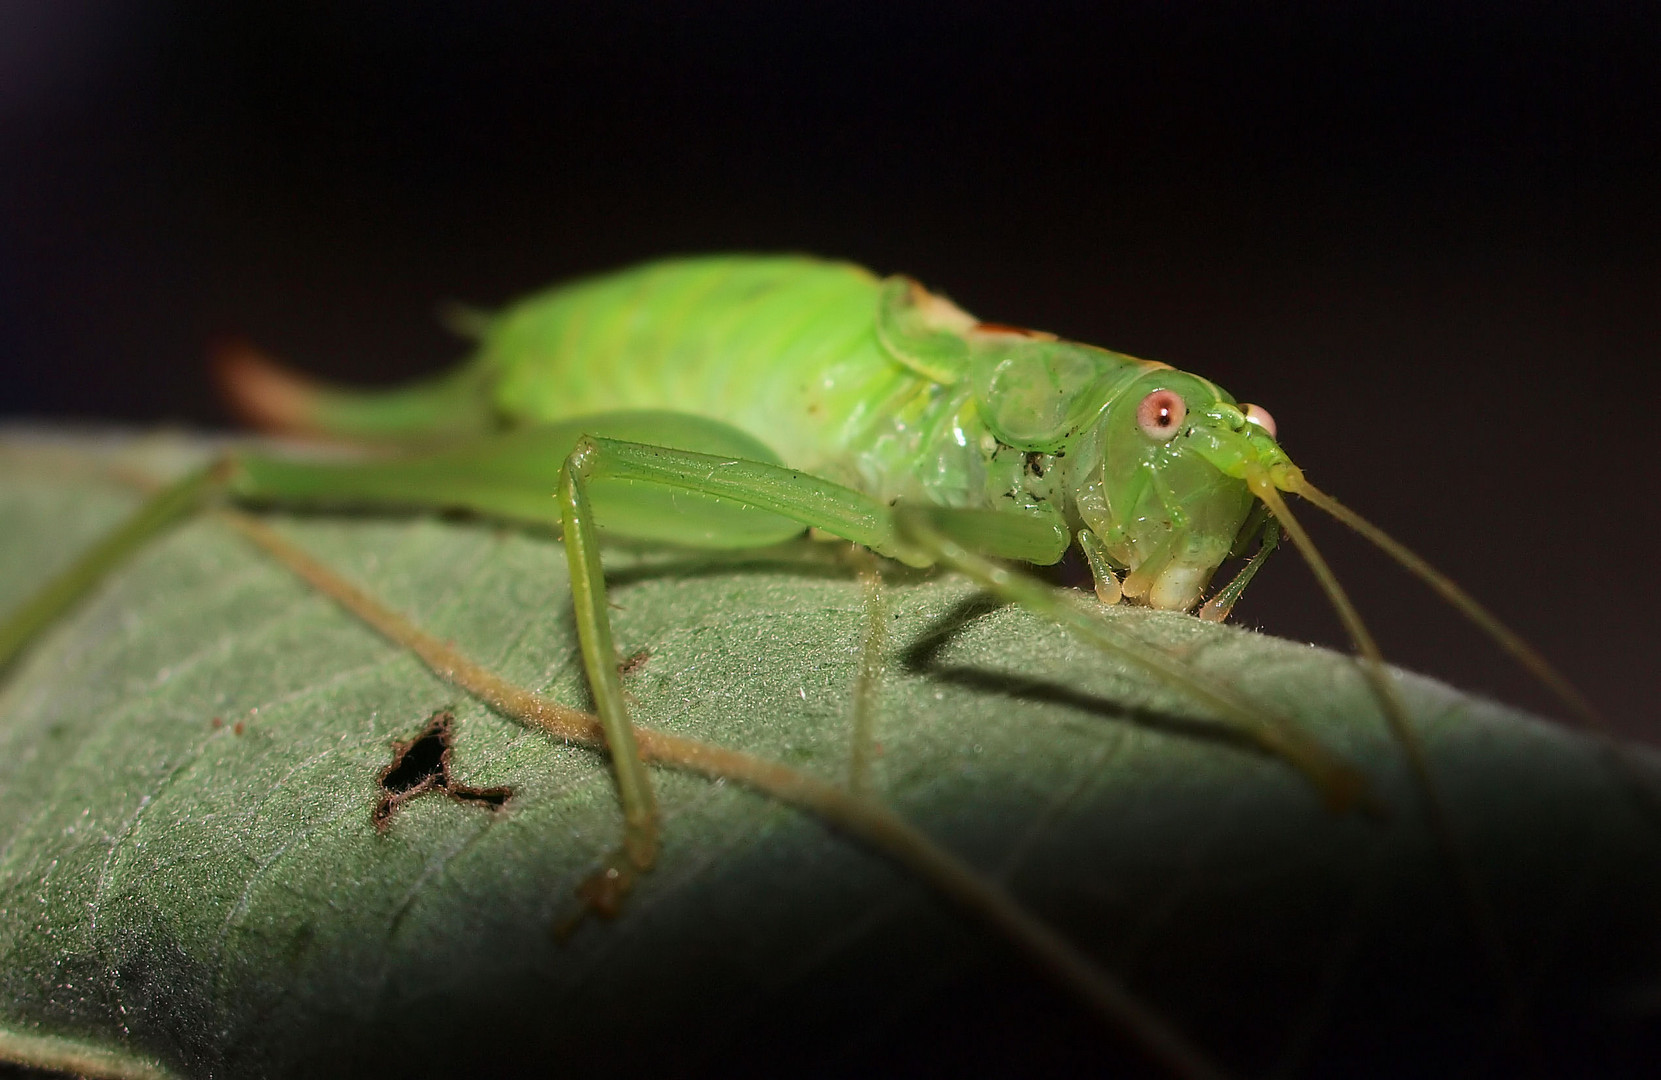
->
[482,256,932,481]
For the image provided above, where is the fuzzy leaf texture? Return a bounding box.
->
[0,431,1657,1079]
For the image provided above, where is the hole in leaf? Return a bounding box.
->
[373,711,514,832]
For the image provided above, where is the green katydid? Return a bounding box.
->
[0,254,1617,1078]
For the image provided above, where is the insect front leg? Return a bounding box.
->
[1076,529,1124,606]
[1198,518,1281,623]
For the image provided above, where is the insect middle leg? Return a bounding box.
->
[846,547,890,797]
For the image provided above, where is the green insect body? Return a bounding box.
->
[236,254,1288,613]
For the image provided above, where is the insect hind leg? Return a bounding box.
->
[554,440,661,929]
[0,460,227,669]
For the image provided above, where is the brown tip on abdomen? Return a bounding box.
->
[970,322,1059,342]
[211,338,326,435]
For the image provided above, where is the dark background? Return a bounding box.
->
[1,2,1655,737]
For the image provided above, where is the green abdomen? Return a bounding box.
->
[482,256,930,483]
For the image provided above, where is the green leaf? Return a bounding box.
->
[1,431,1658,1078]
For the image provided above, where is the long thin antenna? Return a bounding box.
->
[1290,476,1661,830]
[1289,479,1606,734]
[1244,474,1440,811]
[1245,471,1522,1027]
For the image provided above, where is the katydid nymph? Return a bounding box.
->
[0,254,1614,1078]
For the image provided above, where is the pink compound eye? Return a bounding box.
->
[1135,389,1187,440]
[1242,403,1277,439]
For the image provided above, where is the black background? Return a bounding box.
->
[1,2,1655,736]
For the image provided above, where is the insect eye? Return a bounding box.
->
[1242,403,1277,439]
[1135,389,1187,440]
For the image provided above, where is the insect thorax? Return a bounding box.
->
[839,377,1069,517]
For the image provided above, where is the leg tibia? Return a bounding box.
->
[559,449,659,876]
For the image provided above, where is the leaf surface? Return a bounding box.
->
[0,431,1657,1078]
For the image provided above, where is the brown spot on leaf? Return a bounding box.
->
[372,711,514,832]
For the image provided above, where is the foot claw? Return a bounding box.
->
[550,849,641,940]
